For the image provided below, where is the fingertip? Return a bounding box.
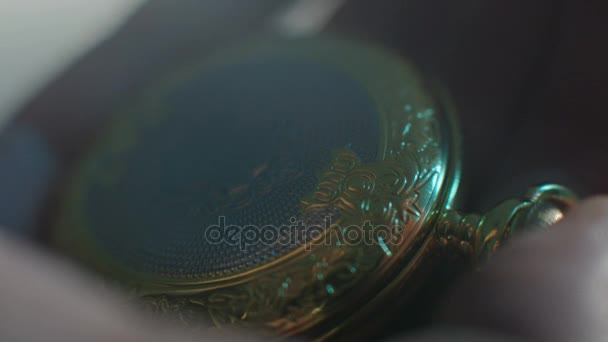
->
[573,195,608,214]
[552,195,608,237]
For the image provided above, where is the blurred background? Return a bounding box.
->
[0,0,145,127]
[1,1,608,339]
[0,0,143,236]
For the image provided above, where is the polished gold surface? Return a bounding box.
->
[52,37,576,339]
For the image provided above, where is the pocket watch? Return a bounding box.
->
[51,37,576,340]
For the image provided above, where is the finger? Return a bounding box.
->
[438,196,608,342]
[0,232,255,342]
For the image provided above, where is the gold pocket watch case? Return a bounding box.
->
[51,37,576,339]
